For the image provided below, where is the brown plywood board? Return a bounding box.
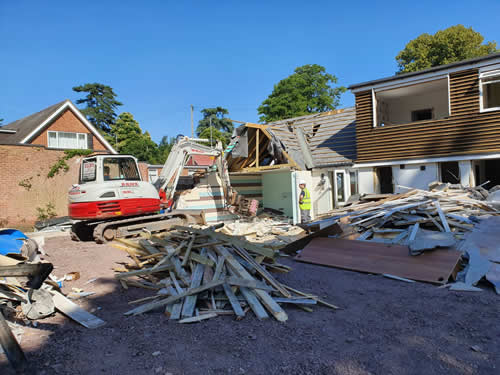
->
[295,238,462,284]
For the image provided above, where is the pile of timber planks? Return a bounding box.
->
[327,186,499,246]
[113,225,339,322]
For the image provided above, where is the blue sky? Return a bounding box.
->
[1,0,499,142]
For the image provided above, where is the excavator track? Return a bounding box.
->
[71,212,194,243]
[93,213,189,243]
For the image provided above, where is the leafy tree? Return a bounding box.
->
[396,25,498,73]
[107,112,160,163]
[120,132,160,164]
[73,83,123,133]
[198,127,230,148]
[0,118,3,125]
[196,107,234,136]
[257,64,346,123]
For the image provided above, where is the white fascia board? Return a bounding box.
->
[351,57,500,93]
[0,129,16,134]
[353,152,500,168]
[20,101,70,143]
[66,101,117,154]
[20,100,117,154]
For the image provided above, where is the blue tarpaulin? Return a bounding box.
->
[0,229,26,256]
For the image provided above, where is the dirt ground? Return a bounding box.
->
[1,235,499,375]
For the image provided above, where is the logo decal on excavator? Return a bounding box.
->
[121,182,139,187]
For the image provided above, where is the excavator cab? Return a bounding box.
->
[69,154,161,220]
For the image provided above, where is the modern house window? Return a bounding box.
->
[480,70,500,111]
[48,131,88,149]
[349,171,358,196]
[374,78,449,126]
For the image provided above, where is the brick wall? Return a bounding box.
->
[0,144,83,227]
[30,109,107,151]
[137,162,149,182]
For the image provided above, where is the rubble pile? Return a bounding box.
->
[320,183,500,292]
[220,214,306,249]
[328,183,499,247]
[112,224,338,322]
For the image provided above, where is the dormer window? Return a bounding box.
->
[480,70,500,112]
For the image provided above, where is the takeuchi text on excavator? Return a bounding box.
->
[68,136,232,243]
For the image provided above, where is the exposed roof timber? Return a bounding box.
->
[349,52,500,92]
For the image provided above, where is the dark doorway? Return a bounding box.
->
[377,167,393,193]
[484,159,500,188]
[440,162,460,183]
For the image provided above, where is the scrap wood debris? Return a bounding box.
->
[313,182,500,292]
[326,183,499,248]
[112,224,339,322]
[1,231,105,370]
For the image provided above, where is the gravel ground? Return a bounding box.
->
[1,235,499,375]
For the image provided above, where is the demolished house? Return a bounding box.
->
[349,52,500,194]
[226,107,356,223]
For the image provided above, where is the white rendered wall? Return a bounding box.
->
[392,163,439,193]
[459,160,473,187]
[358,167,376,194]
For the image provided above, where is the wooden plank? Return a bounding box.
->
[212,255,226,281]
[181,249,206,318]
[295,237,462,284]
[181,235,196,267]
[125,279,226,315]
[273,298,317,305]
[0,310,27,370]
[225,276,275,291]
[222,283,245,318]
[179,313,217,323]
[189,252,215,267]
[256,128,260,168]
[232,245,291,297]
[165,286,183,320]
[434,201,451,233]
[139,239,162,255]
[281,284,340,310]
[114,263,173,279]
[51,292,106,329]
[174,225,276,258]
[408,223,420,242]
[239,287,269,320]
[114,238,147,252]
[214,246,287,322]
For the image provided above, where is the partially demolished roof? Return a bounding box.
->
[267,107,356,169]
[226,107,356,172]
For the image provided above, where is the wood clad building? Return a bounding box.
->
[349,52,500,194]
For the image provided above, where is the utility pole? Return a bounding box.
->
[210,117,213,148]
[190,105,194,138]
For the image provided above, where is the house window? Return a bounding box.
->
[411,108,433,122]
[48,131,88,149]
[349,171,358,196]
[481,70,500,111]
[374,78,448,126]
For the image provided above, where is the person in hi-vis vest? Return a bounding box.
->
[298,180,311,223]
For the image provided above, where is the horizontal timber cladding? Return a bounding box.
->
[355,69,500,163]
